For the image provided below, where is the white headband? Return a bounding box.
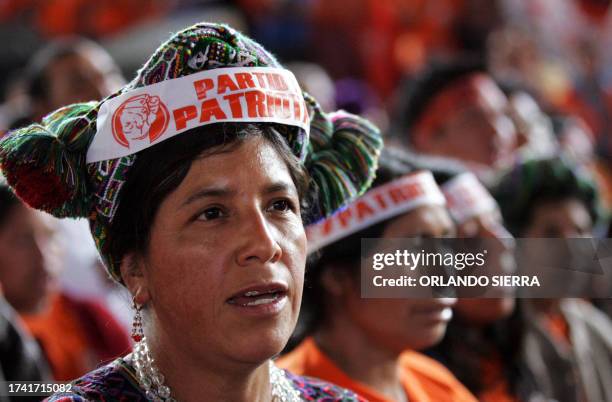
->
[442,172,498,224]
[87,67,309,163]
[306,171,446,253]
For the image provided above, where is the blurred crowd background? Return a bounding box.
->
[0,0,611,401]
[2,0,612,200]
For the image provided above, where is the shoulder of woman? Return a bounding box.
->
[399,351,476,393]
[46,357,146,401]
[285,370,366,401]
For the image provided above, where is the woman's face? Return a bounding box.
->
[520,198,593,295]
[339,204,457,352]
[44,50,122,113]
[424,75,517,168]
[130,136,307,365]
[0,205,53,314]
[455,209,516,323]
[523,198,593,238]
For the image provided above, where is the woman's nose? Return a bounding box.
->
[235,211,282,267]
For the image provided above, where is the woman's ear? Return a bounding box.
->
[120,253,150,305]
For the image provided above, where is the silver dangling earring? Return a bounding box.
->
[131,297,144,343]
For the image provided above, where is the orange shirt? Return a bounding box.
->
[22,292,130,381]
[277,337,477,402]
[478,355,519,402]
[0,0,167,38]
[544,311,571,347]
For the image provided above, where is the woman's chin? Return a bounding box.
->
[219,304,297,363]
[402,325,448,351]
[229,332,289,364]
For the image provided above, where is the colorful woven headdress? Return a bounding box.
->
[0,23,383,283]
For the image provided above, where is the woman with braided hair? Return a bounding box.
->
[0,23,383,401]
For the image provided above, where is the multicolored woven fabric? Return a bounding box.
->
[44,357,366,401]
[0,22,383,283]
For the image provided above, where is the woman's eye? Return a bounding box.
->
[197,207,225,221]
[270,199,293,212]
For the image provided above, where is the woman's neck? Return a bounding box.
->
[145,332,272,402]
[314,314,407,402]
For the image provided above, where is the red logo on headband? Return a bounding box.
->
[111,94,170,148]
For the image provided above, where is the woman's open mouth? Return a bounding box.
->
[226,284,288,316]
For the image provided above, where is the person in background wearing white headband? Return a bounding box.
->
[382,149,517,323]
[420,158,546,402]
[277,148,478,402]
[442,171,516,321]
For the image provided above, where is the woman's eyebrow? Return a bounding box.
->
[181,187,234,208]
[263,181,297,196]
[181,181,296,208]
